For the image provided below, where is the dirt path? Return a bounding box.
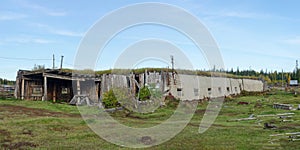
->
[0,104,80,118]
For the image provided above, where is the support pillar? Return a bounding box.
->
[77,80,81,95]
[53,84,56,102]
[43,76,47,101]
[21,79,25,100]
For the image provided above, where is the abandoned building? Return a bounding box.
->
[15,69,265,102]
[15,69,101,102]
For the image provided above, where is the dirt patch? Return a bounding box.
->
[140,136,156,145]
[220,112,239,116]
[2,142,37,149]
[188,123,199,127]
[22,129,33,136]
[195,109,220,115]
[0,104,80,118]
[190,123,245,128]
[195,109,205,114]
[48,125,71,132]
[0,129,12,148]
[277,123,300,130]
[0,129,10,137]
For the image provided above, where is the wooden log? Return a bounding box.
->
[273,103,293,110]
[270,132,300,137]
[227,117,256,122]
[286,132,300,135]
[257,113,294,118]
[257,114,276,117]
[270,133,285,137]
[291,138,300,141]
[277,113,294,116]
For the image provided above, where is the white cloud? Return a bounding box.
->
[47,12,67,17]
[29,23,84,37]
[32,38,54,44]
[51,30,84,37]
[17,0,67,16]
[221,11,258,19]
[203,10,272,20]
[4,37,54,44]
[0,12,27,21]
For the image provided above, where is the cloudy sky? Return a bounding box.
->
[1,0,300,80]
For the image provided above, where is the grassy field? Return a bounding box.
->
[1,90,300,149]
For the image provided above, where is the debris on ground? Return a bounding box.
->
[228,114,256,122]
[69,95,94,106]
[264,123,277,129]
[270,132,300,142]
[273,103,293,110]
[237,101,250,105]
[257,112,295,118]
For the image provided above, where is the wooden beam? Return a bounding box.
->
[77,80,81,95]
[21,78,25,100]
[43,73,86,81]
[43,76,47,101]
[53,84,56,103]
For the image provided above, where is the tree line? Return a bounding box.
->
[225,67,300,85]
[0,78,15,85]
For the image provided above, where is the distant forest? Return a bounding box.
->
[224,67,300,85]
[0,78,15,85]
[4,63,300,86]
[66,66,300,85]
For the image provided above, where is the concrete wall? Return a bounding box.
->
[175,75,230,100]
[99,73,264,101]
[242,78,264,92]
[230,78,243,95]
[171,74,263,100]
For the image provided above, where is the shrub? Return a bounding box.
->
[102,89,120,108]
[139,86,151,101]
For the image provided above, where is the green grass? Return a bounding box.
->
[0,99,80,114]
[1,90,300,149]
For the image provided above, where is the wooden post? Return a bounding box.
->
[77,80,80,95]
[60,55,64,70]
[21,79,25,100]
[53,84,56,103]
[43,76,47,101]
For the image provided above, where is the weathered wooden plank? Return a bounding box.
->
[43,76,47,101]
[21,79,25,100]
[43,73,85,81]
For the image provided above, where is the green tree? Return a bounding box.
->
[139,86,151,101]
[32,64,45,71]
[102,89,119,108]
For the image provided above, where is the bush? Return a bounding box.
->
[102,90,120,108]
[139,86,151,101]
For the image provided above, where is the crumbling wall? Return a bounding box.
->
[175,74,198,100]
[98,72,264,101]
[171,74,263,100]
[101,74,129,94]
[242,79,264,92]
[230,78,242,95]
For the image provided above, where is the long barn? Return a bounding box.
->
[15,69,265,102]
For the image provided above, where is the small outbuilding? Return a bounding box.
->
[290,80,299,86]
[15,69,101,102]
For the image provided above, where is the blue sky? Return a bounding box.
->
[1,0,300,80]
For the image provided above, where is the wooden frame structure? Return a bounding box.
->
[15,69,101,102]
